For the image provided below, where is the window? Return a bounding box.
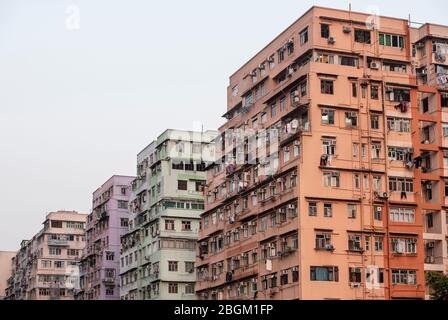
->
[292,267,299,282]
[371,142,381,159]
[67,249,79,256]
[352,83,357,97]
[389,177,414,193]
[323,172,340,188]
[339,56,358,67]
[391,270,416,285]
[374,237,383,251]
[371,115,379,129]
[349,267,362,283]
[316,53,335,64]
[310,266,339,281]
[322,139,336,156]
[287,41,294,55]
[182,220,191,231]
[269,55,275,69]
[374,206,382,221]
[383,62,407,73]
[165,219,175,231]
[387,117,411,133]
[345,112,358,128]
[321,80,334,94]
[271,104,277,117]
[373,176,382,192]
[277,49,284,63]
[348,235,362,251]
[352,143,359,158]
[323,203,333,217]
[371,86,379,100]
[390,207,415,223]
[308,202,317,216]
[280,271,289,285]
[442,94,448,108]
[195,181,204,192]
[315,233,332,249]
[118,200,128,209]
[354,174,360,190]
[168,283,178,294]
[391,238,417,254]
[280,96,286,111]
[55,261,65,268]
[51,220,63,228]
[321,24,330,38]
[300,27,309,45]
[177,180,188,191]
[379,33,405,48]
[354,29,371,44]
[168,261,178,272]
[185,284,195,295]
[106,252,114,261]
[49,247,61,256]
[321,109,335,125]
[422,97,429,113]
[347,204,357,219]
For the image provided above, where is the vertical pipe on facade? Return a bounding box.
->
[380,79,392,300]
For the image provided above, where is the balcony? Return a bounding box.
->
[424,211,443,235]
[424,240,445,272]
[47,239,69,247]
[102,277,115,284]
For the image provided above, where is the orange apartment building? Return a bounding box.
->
[196,6,448,300]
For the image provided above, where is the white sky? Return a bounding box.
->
[1,0,447,251]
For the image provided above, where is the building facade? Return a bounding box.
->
[77,175,134,300]
[120,129,218,300]
[196,6,448,300]
[5,211,87,300]
[410,22,448,296]
[0,251,16,299]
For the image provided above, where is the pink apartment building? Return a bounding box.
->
[77,175,134,300]
[5,211,87,300]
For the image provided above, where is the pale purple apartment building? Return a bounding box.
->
[77,175,134,300]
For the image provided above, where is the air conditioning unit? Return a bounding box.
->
[426,242,435,248]
[325,244,335,251]
[343,26,352,33]
[370,62,379,70]
[328,37,336,44]
[350,283,361,288]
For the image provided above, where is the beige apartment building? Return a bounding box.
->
[196,6,448,300]
[5,211,87,300]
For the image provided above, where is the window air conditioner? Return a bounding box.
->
[328,37,336,44]
[370,62,379,70]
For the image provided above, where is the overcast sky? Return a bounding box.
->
[0,0,447,251]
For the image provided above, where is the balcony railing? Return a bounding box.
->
[47,239,69,246]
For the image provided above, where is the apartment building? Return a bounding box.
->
[5,211,87,300]
[76,175,134,300]
[119,129,218,300]
[0,251,16,299]
[410,23,448,294]
[197,6,448,300]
